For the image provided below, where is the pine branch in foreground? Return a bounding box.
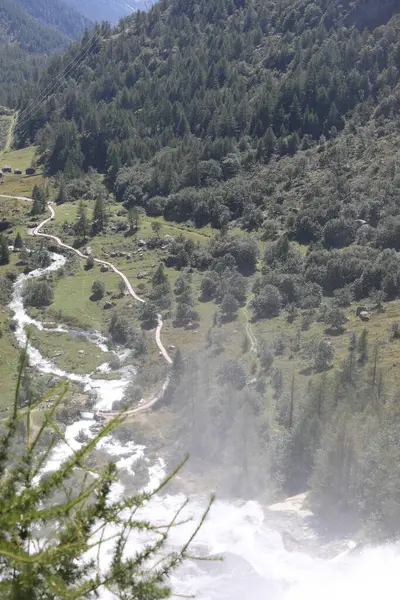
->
[0,344,213,600]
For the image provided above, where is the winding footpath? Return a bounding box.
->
[1,194,172,416]
[242,305,257,354]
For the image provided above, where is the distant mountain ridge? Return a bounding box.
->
[0,0,90,54]
[0,0,92,107]
[64,0,153,23]
[15,0,90,41]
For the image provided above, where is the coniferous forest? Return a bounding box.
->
[2,0,400,545]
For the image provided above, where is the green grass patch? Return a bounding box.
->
[29,326,114,375]
[47,266,122,333]
[0,118,11,153]
[0,146,44,197]
[0,309,21,407]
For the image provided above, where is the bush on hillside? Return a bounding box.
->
[91,280,105,300]
[23,279,54,308]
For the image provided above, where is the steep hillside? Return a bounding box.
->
[17,0,399,176]
[65,0,153,23]
[0,0,91,107]
[16,0,91,41]
[8,0,400,531]
[0,0,89,53]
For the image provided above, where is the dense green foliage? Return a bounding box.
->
[0,234,10,265]
[14,0,400,317]
[0,0,90,106]
[17,0,400,221]
[4,0,400,540]
[168,329,400,537]
[0,0,89,52]
[0,351,210,599]
[23,279,54,308]
[64,0,152,23]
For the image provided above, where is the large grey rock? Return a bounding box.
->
[103,301,116,310]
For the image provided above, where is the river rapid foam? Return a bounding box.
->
[9,252,400,599]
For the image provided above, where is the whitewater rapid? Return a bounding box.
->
[9,251,400,599]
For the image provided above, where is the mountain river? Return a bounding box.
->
[8,251,400,599]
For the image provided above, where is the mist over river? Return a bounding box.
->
[9,252,400,599]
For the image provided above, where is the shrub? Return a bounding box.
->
[259,343,274,372]
[217,359,246,390]
[324,306,347,332]
[250,285,282,320]
[307,338,334,372]
[109,310,134,346]
[29,246,51,269]
[23,279,54,308]
[91,280,105,300]
[86,254,95,269]
[390,323,400,341]
[139,302,158,328]
[220,293,239,321]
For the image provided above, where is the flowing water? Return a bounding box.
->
[9,252,400,599]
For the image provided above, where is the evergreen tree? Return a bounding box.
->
[92,194,107,234]
[358,329,368,365]
[75,200,89,241]
[13,232,23,249]
[0,234,10,265]
[152,263,168,286]
[30,185,43,216]
[0,352,211,599]
[151,221,162,239]
[56,175,68,204]
[128,206,142,233]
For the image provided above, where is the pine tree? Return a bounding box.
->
[30,185,42,216]
[92,194,107,234]
[75,200,89,241]
[151,221,162,239]
[152,263,167,286]
[13,232,23,249]
[0,349,211,599]
[128,206,142,233]
[0,234,10,265]
[56,175,68,204]
[358,329,368,365]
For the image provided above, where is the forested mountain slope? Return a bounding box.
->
[6,0,400,534]
[0,0,91,109]
[65,0,153,23]
[14,0,400,330]
[18,0,400,190]
[0,0,89,53]
[16,0,90,41]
